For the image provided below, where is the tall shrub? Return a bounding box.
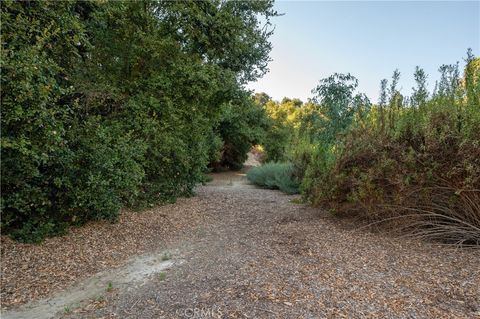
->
[295,54,480,246]
[1,0,277,241]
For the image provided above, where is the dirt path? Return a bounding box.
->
[2,170,480,318]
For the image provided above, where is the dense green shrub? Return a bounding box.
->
[1,0,277,242]
[1,1,90,241]
[247,162,300,194]
[59,119,146,218]
[3,118,146,242]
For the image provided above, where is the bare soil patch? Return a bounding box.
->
[1,196,209,310]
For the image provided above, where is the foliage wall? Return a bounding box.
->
[1,0,275,242]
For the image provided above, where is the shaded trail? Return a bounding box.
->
[2,170,479,318]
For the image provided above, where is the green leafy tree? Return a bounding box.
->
[215,93,270,170]
[1,0,277,241]
[311,73,369,142]
[262,98,304,162]
[254,92,272,106]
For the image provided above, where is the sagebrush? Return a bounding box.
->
[247,163,300,194]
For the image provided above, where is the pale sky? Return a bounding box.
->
[247,1,480,103]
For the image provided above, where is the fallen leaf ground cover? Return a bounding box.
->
[2,170,479,318]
